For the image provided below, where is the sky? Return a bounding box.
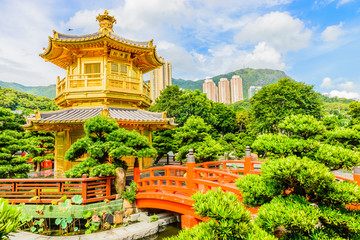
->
[0,0,360,99]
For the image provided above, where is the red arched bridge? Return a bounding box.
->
[134,148,360,228]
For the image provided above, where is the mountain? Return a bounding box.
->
[0,86,58,113]
[173,68,289,99]
[0,81,56,98]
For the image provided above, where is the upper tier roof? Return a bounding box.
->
[52,32,152,48]
[40,10,162,72]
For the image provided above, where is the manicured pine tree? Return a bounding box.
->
[65,115,157,178]
[24,131,55,172]
[0,107,31,178]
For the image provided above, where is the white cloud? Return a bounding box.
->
[328,90,360,99]
[156,41,197,77]
[338,0,355,6]
[322,22,343,42]
[234,11,312,53]
[338,81,356,90]
[321,77,334,88]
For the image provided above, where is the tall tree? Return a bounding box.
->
[250,78,322,133]
[174,116,223,163]
[0,107,31,178]
[152,129,177,164]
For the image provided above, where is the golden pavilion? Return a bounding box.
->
[25,10,175,177]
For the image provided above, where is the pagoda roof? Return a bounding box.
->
[40,10,163,72]
[25,107,175,125]
[52,32,152,48]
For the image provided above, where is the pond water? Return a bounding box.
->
[152,222,181,239]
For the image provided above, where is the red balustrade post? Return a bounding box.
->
[81,174,88,203]
[186,149,196,193]
[354,166,360,186]
[244,146,252,175]
[133,157,140,184]
[106,177,111,197]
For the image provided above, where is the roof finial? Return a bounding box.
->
[96,10,116,33]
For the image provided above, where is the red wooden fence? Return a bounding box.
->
[0,176,115,204]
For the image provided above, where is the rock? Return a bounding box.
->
[125,208,134,217]
[123,199,136,209]
[114,211,123,224]
[130,213,140,221]
[114,168,126,194]
[251,153,258,161]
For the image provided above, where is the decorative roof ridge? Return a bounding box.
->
[108,32,153,48]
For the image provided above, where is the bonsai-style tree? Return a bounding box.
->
[166,189,276,240]
[65,115,157,178]
[236,156,360,239]
[0,107,31,178]
[24,131,55,172]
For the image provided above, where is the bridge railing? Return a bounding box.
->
[134,150,242,199]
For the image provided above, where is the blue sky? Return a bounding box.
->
[0,0,359,99]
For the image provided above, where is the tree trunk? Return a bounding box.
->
[36,162,41,172]
[114,167,126,194]
[153,154,164,165]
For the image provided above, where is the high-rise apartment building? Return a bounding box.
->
[248,86,262,98]
[218,78,230,104]
[149,57,172,101]
[203,78,218,102]
[230,75,243,103]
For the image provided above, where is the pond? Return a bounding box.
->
[152,222,181,239]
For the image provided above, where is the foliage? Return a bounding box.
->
[324,128,360,149]
[65,115,156,177]
[0,198,23,239]
[250,78,322,133]
[237,156,360,239]
[322,116,341,130]
[150,214,159,222]
[255,195,320,235]
[235,110,251,132]
[121,181,138,203]
[209,102,236,134]
[174,116,223,163]
[0,107,32,178]
[251,133,321,159]
[348,101,360,120]
[235,174,283,206]
[166,189,276,240]
[150,86,236,134]
[24,131,54,172]
[313,144,360,170]
[152,129,177,164]
[279,114,326,139]
[0,86,57,114]
[150,86,213,127]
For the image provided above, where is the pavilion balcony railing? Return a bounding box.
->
[0,176,116,204]
[56,73,151,100]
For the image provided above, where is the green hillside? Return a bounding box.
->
[173,68,289,99]
[0,81,56,98]
[0,86,58,113]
